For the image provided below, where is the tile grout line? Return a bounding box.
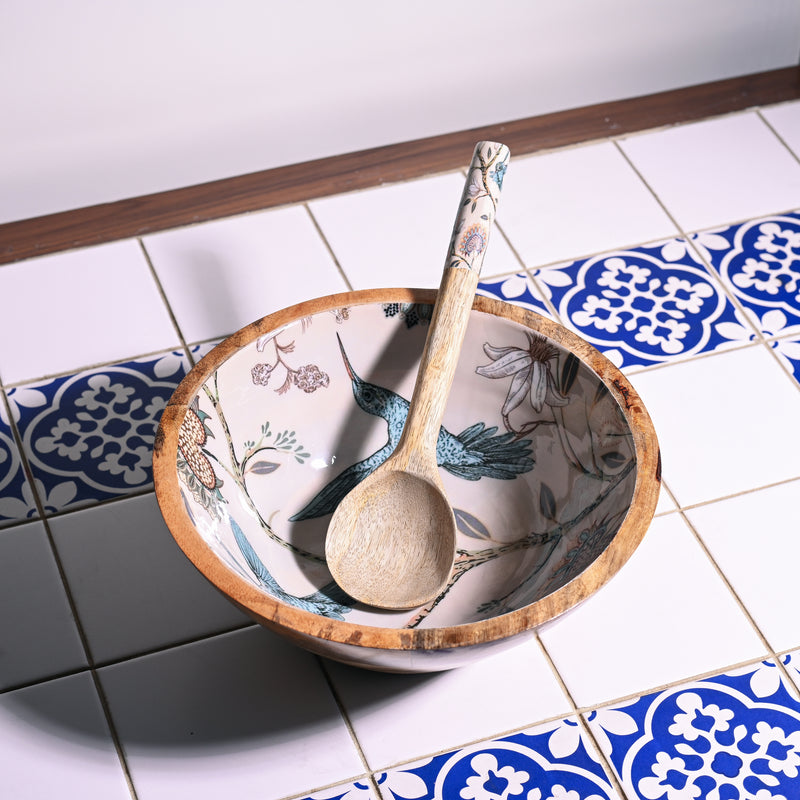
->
[678,507,782,660]
[314,656,384,796]
[0,392,141,798]
[137,237,198,367]
[304,203,355,293]
[1,344,195,392]
[533,632,631,799]
[758,107,800,168]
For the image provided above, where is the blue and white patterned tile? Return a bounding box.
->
[586,659,800,800]
[377,717,620,800]
[702,212,800,337]
[783,651,800,695]
[530,238,748,370]
[0,405,37,525]
[12,349,190,514]
[294,779,377,800]
[477,272,553,317]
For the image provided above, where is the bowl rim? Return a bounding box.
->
[154,287,661,652]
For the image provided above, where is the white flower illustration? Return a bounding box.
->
[545,786,604,800]
[551,711,637,761]
[662,276,714,313]
[0,478,77,519]
[460,753,529,800]
[572,295,624,333]
[372,768,428,800]
[754,221,800,255]
[661,232,730,265]
[36,418,88,461]
[752,722,800,778]
[2,386,48,425]
[638,752,701,800]
[668,693,734,741]
[635,318,690,353]
[725,660,785,699]
[98,445,152,485]
[75,374,135,411]
[596,257,651,290]
[338,770,428,800]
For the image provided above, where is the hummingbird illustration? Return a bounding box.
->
[289,334,534,521]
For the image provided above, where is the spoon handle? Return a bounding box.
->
[396,141,509,474]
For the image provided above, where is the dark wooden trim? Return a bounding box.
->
[2,66,799,265]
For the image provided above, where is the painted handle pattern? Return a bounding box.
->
[445,141,510,275]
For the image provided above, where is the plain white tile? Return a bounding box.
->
[628,345,800,507]
[0,240,179,384]
[0,520,87,689]
[144,205,348,343]
[326,637,569,769]
[620,112,800,231]
[0,672,131,798]
[538,513,765,707]
[497,142,677,267]
[308,172,522,289]
[761,100,800,161]
[685,480,800,653]
[100,627,363,800]
[50,494,249,664]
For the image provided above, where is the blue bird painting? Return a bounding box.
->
[290,334,535,522]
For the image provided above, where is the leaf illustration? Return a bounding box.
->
[539,483,557,521]
[601,452,627,469]
[454,508,492,540]
[594,381,610,404]
[560,352,580,394]
[248,461,281,475]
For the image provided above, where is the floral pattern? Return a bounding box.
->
[705,213,800,334]
[379,717,615,799]
[447,142,509,272]
[12,350,191,514]
[587,659,800,799]
[532,239,746,369]
[0,411,36,525]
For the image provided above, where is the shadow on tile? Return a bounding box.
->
[49,493,250,664]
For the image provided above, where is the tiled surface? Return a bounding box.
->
[2,100,800,798]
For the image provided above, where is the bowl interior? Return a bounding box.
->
[169,294,642,632]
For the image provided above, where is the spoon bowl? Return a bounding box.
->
[327,470,454,608]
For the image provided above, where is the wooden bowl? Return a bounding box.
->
[154,288,660,672]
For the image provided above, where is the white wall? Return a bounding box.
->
[2,0,799,224]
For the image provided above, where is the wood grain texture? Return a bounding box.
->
[2,66,798,266]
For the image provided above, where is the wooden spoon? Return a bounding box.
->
[325,141,510,609]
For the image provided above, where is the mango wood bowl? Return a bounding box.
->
[153,288,660,672]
